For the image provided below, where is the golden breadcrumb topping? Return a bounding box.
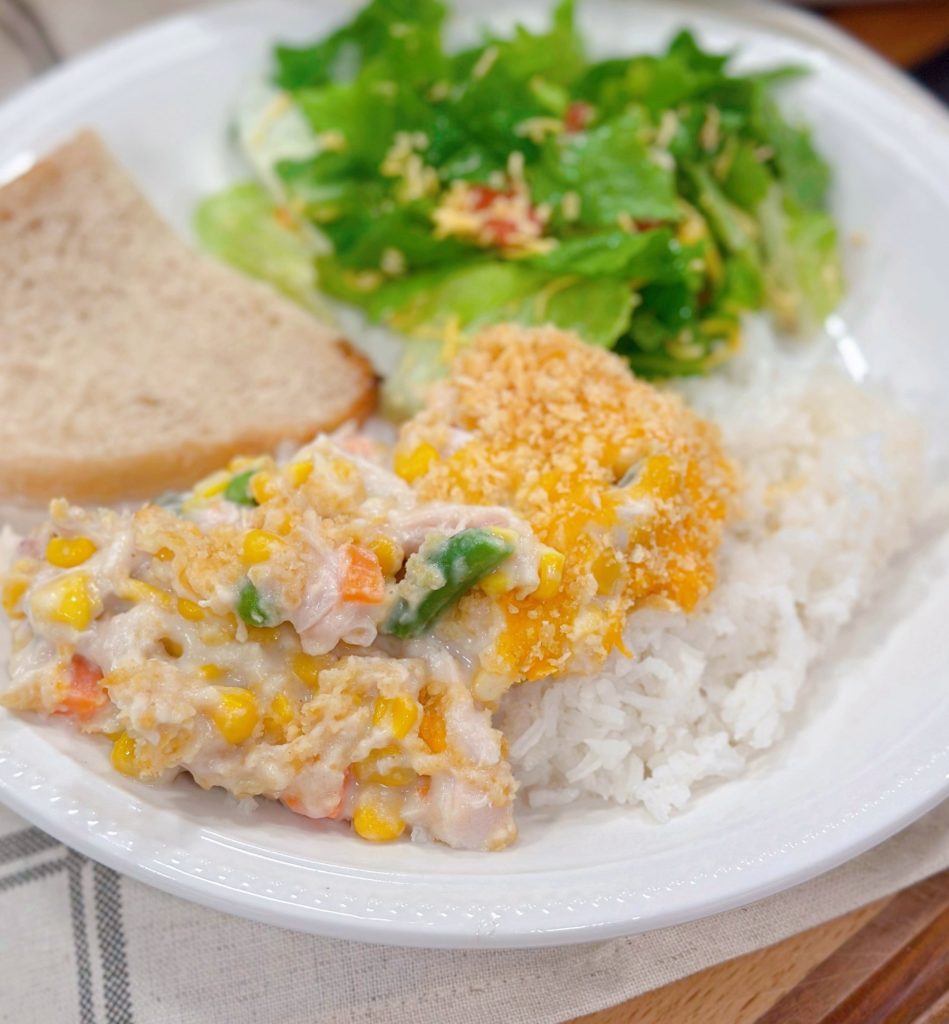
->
[397,325,736,682]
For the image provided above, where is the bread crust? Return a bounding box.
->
[0,362,379,503]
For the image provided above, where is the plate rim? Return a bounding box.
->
[0,0,948,948]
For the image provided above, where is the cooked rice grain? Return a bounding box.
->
[498,330,928,821]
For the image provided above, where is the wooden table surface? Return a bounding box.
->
[574,5,949,1022]
[575,870,949,1024]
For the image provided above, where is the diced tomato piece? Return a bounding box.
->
[339,544,385,604]
[469,184,503,210]
[565,101,593,133]
[484,218,519,246]
[58,654,106,720]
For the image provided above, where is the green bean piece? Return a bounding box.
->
[383,528,515,639]
[224,470,259,507]
[237,580,276,627]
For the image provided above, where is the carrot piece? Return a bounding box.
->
[58,654,106,720]
[339,544,385,604]
[282,793,306,815]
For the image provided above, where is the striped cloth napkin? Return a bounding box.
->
[2,799,947,1024]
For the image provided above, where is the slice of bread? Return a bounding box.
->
[0,131,376,504]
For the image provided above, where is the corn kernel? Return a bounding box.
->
[160,636,183,658]
[472,668,510,704]
[372,695,418,739]
[199,663,224,680]
[263,692,295,743]
[291,652,324,688]
[488,527,518,546]
[332,458,355,481]
[629,455,679,501]
[177,597,205,622]
[212,688,259,745]
[242,529,281,566]
[367,535,403,576]
[111,732,138,777]
[285,460,313,487]
[246,625,284,645]
[353,799,406,842]
[353,744,416,787]
[250,471,277,505]
[1,577,28,617]
[535,548,565,599]
[592,550,623,594]
[419,706,446,753]
[155,546,175,562]
[116,579,173,608]
[393,442,439,483]
[192,469,231,499]
[46,536,97,568]
[268,692,294,725]
[480,569,512,595]
[31,573,97,630]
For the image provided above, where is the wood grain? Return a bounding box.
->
[825,1,949,68]
[759,871,949,1024]
[570,898,887,1024]
[573,873,949,1024]
[916,989,949,1024]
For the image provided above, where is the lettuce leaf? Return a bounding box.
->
[329,259,633,347]
[275,0,447,90]
[759,186,842,331]
[531,111,681,225]
[200,0,845,394]
[375,261,634,415]
[525,228,684,280]
[721,142,773,211]
[194,182,330,317]
[753,96,831,212]
[293,75,432,169]
[575,31,729,118]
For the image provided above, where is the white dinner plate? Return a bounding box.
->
[1,0,948,948]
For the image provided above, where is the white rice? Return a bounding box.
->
[498,324,929,821]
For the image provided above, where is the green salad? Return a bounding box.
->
[197,0,842,412]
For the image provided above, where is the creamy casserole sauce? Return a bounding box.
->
[1,329,734,850]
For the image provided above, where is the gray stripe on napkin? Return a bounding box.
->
[68,852,96,1024]
[0,852,68,891]
[94,862,134,1024]
[0,825,61,865]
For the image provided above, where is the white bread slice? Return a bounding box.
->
[0,131,376,504]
